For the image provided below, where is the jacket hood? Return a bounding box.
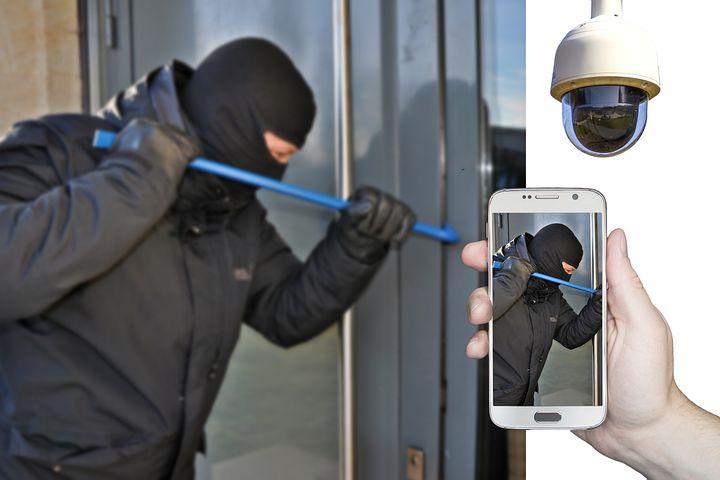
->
[97,60,194,130]
[98,61,254,238]
[495,233,533,265]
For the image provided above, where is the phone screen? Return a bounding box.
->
[491,212,604,408]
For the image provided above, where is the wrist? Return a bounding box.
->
[617,386,719,479]
[332,222,388,265]
[615,386,684,478]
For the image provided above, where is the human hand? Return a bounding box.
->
[587,290,603,315]
[461,240,492,359]
[110,118,202,175]
[462,230,720,479]
[572,229,699,478]
[500,255,536,277]
[335,186,416,264]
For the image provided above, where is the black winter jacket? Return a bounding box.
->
[492,234,602,406]
[0,64,380,479]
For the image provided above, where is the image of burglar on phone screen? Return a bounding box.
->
[492,223,602,407]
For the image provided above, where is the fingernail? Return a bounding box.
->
[619,230,628,256]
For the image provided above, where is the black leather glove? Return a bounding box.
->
[109,118,201,179]
[588,291,603,314]
[500,255,535,280]
[335,186,416,264]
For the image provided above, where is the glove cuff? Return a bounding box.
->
[330,221,389,265]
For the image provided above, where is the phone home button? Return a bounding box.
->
[534,412,562,423]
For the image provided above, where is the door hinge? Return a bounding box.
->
[406,447,425,480]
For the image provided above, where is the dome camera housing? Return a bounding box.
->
[551,0,660,157]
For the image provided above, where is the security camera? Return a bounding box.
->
[551,0,660,157]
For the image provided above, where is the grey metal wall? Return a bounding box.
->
[351,0,486,478]
[443,0,487,478]
[350,1,403,478]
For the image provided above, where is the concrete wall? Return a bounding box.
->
[0,0,81,134]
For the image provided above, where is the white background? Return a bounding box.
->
[526,0,720,478]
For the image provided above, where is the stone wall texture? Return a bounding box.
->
[0,0,81,134]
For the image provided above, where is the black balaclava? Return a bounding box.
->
[172,38,316,239]
[180,37,316,182]
[525,223,583,302]
[528,223,583,280]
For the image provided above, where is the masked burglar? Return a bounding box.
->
[492,223,602,407]
[0,38,415,479]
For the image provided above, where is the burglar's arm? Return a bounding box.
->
[243,187,415,348]
[553,293,603,349]
[0,118,198,321]
[492,256,534,319]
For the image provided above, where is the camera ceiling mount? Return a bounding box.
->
[551,0,660,101]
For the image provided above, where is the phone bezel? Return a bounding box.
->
[487,188,607,430]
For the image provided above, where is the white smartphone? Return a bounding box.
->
[487,188,607,429]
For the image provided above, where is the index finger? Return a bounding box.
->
[461,240,488,272]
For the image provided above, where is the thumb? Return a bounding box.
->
[344,188,375,223]
[606,229,656,326]
[346,197,373,217]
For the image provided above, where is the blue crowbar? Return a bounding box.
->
[492,261,598,294]
[93,130,460,244]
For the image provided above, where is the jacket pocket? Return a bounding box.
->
[2,426,178,478]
